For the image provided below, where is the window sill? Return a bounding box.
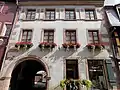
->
[22,19,36,21]
[42,19,56,21]
[63,19,77,21]
[19,19,102,21]
[83,19,102,21]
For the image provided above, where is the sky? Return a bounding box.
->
[104,0,120,6]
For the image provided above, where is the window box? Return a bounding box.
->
[15,42,33,49]
[39,42,57,49]
[62,43,80,49]
[86,43,105,50]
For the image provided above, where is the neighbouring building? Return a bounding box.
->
[0,0,117,90]
[0,1,17,70]
[104,0,120,89]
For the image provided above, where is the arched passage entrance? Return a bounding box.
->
[9,59,48,90]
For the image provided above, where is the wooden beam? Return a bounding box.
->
[19,1,104,6]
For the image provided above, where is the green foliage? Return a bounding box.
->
[82,79,92,89]
[60,79,92,89]
[60,79,66,88]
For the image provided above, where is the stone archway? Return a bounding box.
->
[8,58,49,90]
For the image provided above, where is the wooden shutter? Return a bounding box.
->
[40,29,44,42]
[35,9,40,20]
[60,8,65,20]
[40,9,45,20]
[80,8,85,20]
[105,59,116,87]
[63,29,66,43]
[96,8,102,20]
[19,8,23,20]
[20,8,26,20]
[56,8,60,20]
[76,9,80,20]
[18,29,22,41]
[1,23,7,36]
[0,22,3,35]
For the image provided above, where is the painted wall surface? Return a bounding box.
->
[0,3,17,22]
[0,2,17,70]
[0,5,112,90]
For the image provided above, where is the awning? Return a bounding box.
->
[106,9,120,26]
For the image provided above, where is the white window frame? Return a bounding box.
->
[0,3,4,13]
[116,6,120,19]
[19,28,33,42]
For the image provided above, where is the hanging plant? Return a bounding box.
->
[15,42,33,49]
[39,42,57,49]
[86,43,105,51]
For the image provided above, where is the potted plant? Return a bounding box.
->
[39,42,57,49]
[15,41,33,50]
[60,79,80,89]
[60,79,92,90]
[81,80,92,90]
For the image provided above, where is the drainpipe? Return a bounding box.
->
[109,27,120,89]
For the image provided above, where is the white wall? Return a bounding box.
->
[4,5,110,90]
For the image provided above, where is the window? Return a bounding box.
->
[66,60,79,90]
[21,29,32,42]
[114,32,120,56]
[65,9,76,20]
[45,9,55,20]
[5,24,12,36]
[88,60,107,89]
[88,30,99,44]
[85,9,96,20]
[66,60,78,79]
[65,30,76,43]
[43,30,54,43]
[26,9,36,20]
[118,8,120,15]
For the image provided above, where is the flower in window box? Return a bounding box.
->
[39,42,57,48]
[86,43,105,50]
[95,44,105,50]
[86,44,95,50]
[62,43,80,48]
[15,42,33,49]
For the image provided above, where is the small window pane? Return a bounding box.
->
[21,30,32,42]
[88,30,99,44]
[45,9,55,20]
[65,30,76,43]
[85,10,96,20]
[65,9,75,20]
[49,32,54,35]
[44,30,54,42]
[26,9,36,20]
